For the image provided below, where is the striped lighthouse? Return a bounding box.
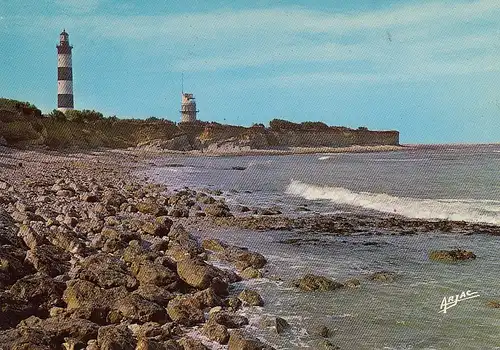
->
[57,30,74,112]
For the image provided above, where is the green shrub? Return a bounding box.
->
[269,119,300,130]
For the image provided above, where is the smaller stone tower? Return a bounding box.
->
[180,93,198,123]
[57,29,74,112]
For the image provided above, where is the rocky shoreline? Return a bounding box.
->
[1,148,499,350]
[0,148,283,349]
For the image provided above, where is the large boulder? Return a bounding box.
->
[0,292,38,330]
[368,271,396,282]
[131,260,179,289]
[167,225,204,259]
[97,324,137,350]
[429,249,476,262]
[0,245,34,290]
[77,253,138,289]
[216,246,267,271]
[209,311,249,329]
[166,296,205,326]
[8,273,65,315]
[227,330,274,350]
[133,321,183,341]
[25,244,71,277]
[178,337,209,350]
[112,294,168,324]
[17,224,46,249]
[293,274,343,291]
[202,320,230,344]
[201,238,227,252]
[141,216,173,237]
[238,289,264,306]
[204,202,232,217]
[0,316,99,349]
[177,258,228,295]
[63,279,128,324]
[0,327,55,350]
[275,317,291,335]
[134,284,177,306]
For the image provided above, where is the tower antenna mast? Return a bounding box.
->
[181,73,184,94]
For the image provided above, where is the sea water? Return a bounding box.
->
[145,145,500,349]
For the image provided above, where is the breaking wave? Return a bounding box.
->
[286,180,500,225]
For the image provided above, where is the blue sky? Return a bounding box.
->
[1,0,499,143]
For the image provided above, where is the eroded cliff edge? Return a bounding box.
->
[0,99,399,151]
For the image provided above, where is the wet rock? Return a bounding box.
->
[257,208,282,216]
[131,260,178,289]
[134,322,183,341]
[178,337,209,350]
[429,249,476,262]
[97,324,137,350]
[343,278,361,288]
[196,194,216,205]
[368,271,396,282]
[177,258,228,295]
[210,311,249,328]
[166,296,205,326]
[316,339,341,349]
[217,246,267,271]
[113,294,168,324]
[238,289,264,306]
[201,238,228,252]
[275,317,290,334]
[134,284,177,306]
[191,287,223,309]
[241,267,262,279]
[226,296,242,311]
[227,329,274,350]
[136,338,168,350]
[317,325,332,338]
[25,244,71,277]
[294,274,344,291]
[142,216,173,237]
[486,300,500,308]
[136,200,167,216]
[204,203,232,217]
[202,320,230,344]
[78,253,138,289]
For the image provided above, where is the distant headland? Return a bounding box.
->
[0,98,400,153]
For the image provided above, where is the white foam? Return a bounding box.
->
[286,180,500,225]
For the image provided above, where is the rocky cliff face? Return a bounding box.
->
[189,122,399,152]
[0,106,399,151]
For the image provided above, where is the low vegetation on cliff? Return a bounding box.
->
[0,98,399,151]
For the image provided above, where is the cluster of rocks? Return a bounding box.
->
[429,249,477,262]
[0,154,276,350]
[210,213,500,236]
[292,271,396,292]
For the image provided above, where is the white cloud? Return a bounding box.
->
[12,0,500,83]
